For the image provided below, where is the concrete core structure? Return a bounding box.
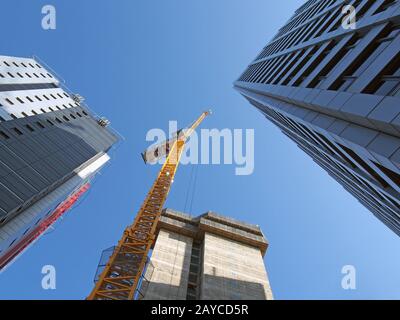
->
[140,209,273,300]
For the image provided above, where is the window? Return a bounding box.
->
[17,72,23,78]
[374,0,397,14]
[21,112,29,117]
[0,131,10,139]
[16,97,24,104]
[35,95,42,102]
[294,43,335,86]
[309,35,361,89]
[9,239,17,248]
[13,128,23,136]
[26,96,34,103]
[55,117,62,124]
[63,116,70,122]
[40,108,47,113]
[43,95,50,101]
[3,61,10,67]
[7,72,14,78]
[339,144,389,188]
[31,110,38,115]
[10,114,17,120]
[36,121,45,129]
[364,52,400,96]
[25,124,35,132]
[343,26,400,93]
[47,119,54,126]
[374,162,400,186]
[70,113,76,119]
[281,50,307,85]
[5,98,14,105]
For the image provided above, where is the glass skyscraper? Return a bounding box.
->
[235,0,400,236]
[0,55,117,270]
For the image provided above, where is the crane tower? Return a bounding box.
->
[87,111,210,300]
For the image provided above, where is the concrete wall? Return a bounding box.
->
[141,209,273,300]
[142,229,193,300]
[201,233,273,300]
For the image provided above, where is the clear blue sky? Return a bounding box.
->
[0,0,399,300]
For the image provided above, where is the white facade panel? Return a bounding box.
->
[0,87,78,118]
[0,55,59,85]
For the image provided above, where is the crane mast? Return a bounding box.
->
[87,111,210,300]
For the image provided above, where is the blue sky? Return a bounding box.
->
[0,0,399,300]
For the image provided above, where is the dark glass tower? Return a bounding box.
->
[0,55,118,270]
[235,0,400,236]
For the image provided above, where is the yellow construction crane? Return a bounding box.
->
[87,111,211,300]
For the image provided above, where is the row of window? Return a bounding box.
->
[254,0,397,61]
[294,0,320,17]
[310,143,400,230]
[3,103,77,121]
[250,95,400,233]
[240,24,400,96]
[261,101,400,208]
[0,110,88,140]
[0,163,85,238]
[311,141,400,232]
[0,71,54,80]
[0,189,75,252]
[3,91,71,106]
[1,60,42,69]
[4,209,51,249]
[257,10,331,60]
[274,0,336,41]
[257,0,340,59]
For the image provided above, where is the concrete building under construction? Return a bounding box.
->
[139,209,273,300]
